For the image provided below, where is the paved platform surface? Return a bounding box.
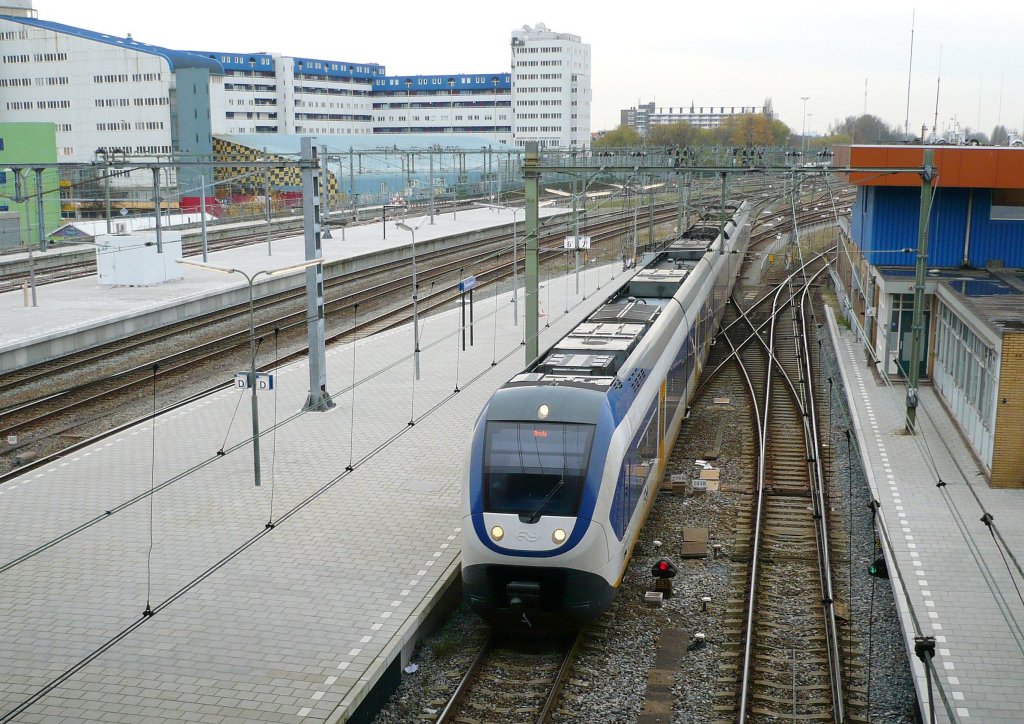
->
[0,237,628,721]
[0,200,626,720]
[828,308,1024,723]
[0,206,565,355]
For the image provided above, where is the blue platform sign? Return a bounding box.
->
[458,276,477,292]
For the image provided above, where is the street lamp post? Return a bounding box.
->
[477,202,521,325]
[800,96,810,155]
[176,257,323,486]
[396,219,426,379]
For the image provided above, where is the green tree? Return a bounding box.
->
[593,124,642,148]
[769,119,791,146]
[648,121,700,147]
[992,125,1010,145]
[828,114,902,144]
[721,113,777,146]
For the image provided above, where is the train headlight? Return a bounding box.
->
[552,528,567,544]
[537,404,549,420]
[490,525,504,542]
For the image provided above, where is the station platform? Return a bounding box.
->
[828,308,1024,722]
[0,236,629,721]
[0,206,567,373]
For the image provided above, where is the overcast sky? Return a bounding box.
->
[32,0,1024,139]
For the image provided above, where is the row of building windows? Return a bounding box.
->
[132,72,161,82]
[294,126,371,134]
[96,98,131,107]
[2,53,30,62]
[57,123,72,132]
[514,138,561,148]
[224,83,278,93]
[517,125,563,133]
[4,100,73,110]
[94,74,129,83]
[516,87,564,94]
[34,52,68,62]
[373,101,510,110]
[134,97,168,106]
[0,76,68,86]
[136,121,165,130]
[97,121,131,131]
[294,86,369,97]
[377,113,505,122]
[294,113,372,122]
[134,145,173,154]
[0,30,29,40]
[935,302,998,428]
[293,73,373,84]
[225,111,278,120]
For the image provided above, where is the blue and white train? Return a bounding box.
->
[461,203,751,631]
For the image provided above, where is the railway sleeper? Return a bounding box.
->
[751,706,833,720]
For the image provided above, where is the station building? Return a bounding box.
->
[833,144,1024,488]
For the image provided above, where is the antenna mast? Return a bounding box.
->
[932,45,942,141]
[904,9,915,139]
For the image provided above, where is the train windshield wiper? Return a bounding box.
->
[524,478,564,524]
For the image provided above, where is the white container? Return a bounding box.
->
[96,231,183,286]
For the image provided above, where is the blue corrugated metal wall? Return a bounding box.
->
[857,186,1024,268]
[966,192,1024,267]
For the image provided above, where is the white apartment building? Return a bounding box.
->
[510,23,591,149]
[0,2,592,191]
[0,14,220,165]
[371,73,511,143]
[200,51,382,136]
[621,102,772,135]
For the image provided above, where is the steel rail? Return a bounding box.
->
[798,269,846,722]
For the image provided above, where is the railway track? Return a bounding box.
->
[0,181,848,467]
[700,253,852,722]
[433,631,582,724]
[0,204,692,474]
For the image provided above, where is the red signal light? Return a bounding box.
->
[650,558,677,578]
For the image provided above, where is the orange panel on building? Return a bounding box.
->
[833,145,1024,189]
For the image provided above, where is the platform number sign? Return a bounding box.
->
[563,235,591,250]
[234,372,275,390]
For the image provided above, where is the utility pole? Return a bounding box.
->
[151,167,163,253]
[301,137,334,411]
[524,142,540,364]
[906,148,934,433]
[33,168,46,252]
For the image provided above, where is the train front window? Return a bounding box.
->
[483,422,594,519]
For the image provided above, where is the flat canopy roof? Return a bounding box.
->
[833,145,1024,189]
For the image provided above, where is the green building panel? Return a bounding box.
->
[0,123,62,253]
